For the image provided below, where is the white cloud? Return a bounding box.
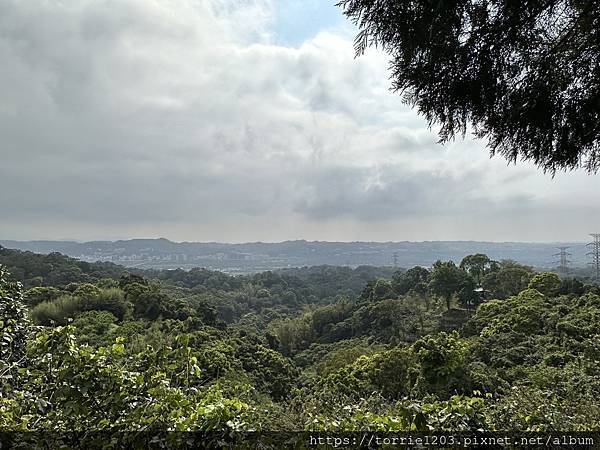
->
[0,0,598,243]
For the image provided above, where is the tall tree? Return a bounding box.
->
[338,0,600,172]
[429,260,474,310]
[481,260,534,299]
[392,266,431,295]
[459,254,496,285]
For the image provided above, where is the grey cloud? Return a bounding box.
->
[1,0,599,242]
[292,166,489,220]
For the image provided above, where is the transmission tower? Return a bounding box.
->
[553,247,571,274]
[587,234,600,281]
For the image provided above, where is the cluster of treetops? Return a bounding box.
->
[1,246,600,443]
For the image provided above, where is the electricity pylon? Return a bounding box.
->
[587,234,600,281]
[553,247,571,274]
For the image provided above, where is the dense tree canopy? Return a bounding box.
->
[338,0,600,172]
[2,249,600,444]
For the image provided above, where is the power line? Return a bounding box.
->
[553,246,571,274]
[587,234,600,281]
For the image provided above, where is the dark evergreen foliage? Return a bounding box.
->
[338,0,600,172]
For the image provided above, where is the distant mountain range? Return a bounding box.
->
[0,238,591,273]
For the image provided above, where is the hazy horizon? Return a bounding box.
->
[0,236,592,246]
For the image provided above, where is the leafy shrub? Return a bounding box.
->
[0,265,30,364]
[84,288,130,320]
[29,295,85,325]
[71,311,119,346]
[23,287,63,307]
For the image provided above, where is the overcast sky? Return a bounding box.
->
[1,0,598,243]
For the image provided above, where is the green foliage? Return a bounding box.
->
[12,326,251,431]
[197,340,241,381]
[310,299,353,337]
[558,277,585,296]
[313,340,384,377]
[235,341,298,401]
[272,295,450,357]
[489,386,600,431]
[392,266,430,296]
[412,332,471,397]
[528,272,562,297]
[370,279,395,301]
[2,255,600,436]
[0,247,126,288]
[29,295,85,325]
[352,299,418,342]
[429,261,473,310]
[84,288,130,320]
[71,311,119,346]
[270,313,314,356]
[460,254,496,285]
[154,267,243,291]
[72,283,101,299]
[342,346,416,399]
[28,285,131,325]
[23,287,63,307]
[482,260,534,299]
[0,265,30,365]
[119,276,190,321]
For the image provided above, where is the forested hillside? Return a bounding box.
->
[0,246,129,288]
[2,250,600,446]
